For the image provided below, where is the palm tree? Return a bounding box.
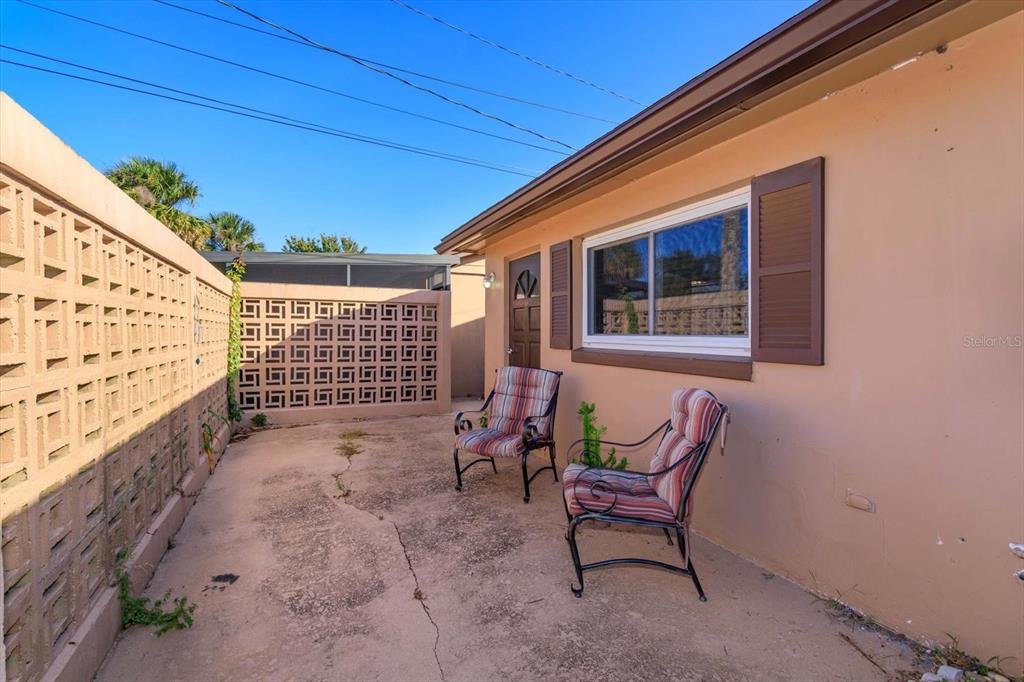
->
[106,157,211,249]
[206,212,265,252]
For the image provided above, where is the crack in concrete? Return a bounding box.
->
[331,438,445,681]
[393,522,447,682]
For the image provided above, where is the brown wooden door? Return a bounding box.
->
[508,253,541,368]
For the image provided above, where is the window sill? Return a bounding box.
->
[571,347,752,381]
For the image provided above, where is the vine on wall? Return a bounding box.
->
[225,256,245,423]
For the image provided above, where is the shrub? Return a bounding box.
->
[251,413,267,428]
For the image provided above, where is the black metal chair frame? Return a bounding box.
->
[562,396,728,600]
[453,370,563,503]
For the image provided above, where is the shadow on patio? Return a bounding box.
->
[97,407,919,682]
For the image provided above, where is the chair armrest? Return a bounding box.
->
[521,414,552,445]
[454,411,481,435]
[564,420,671,464]
[568,466,643,515]
[454,392,494,435]
[568,440,702,516]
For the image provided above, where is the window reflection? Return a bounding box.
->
[589,237,649,335]
[654,206,748,336]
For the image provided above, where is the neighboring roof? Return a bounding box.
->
[434,0,970,254]
[202,252,460,266]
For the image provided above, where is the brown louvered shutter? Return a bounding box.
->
[751,157,824,365]
[549,240,572,349]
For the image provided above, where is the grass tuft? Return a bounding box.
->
[335,429,366,458]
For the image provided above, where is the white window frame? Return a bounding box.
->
[581,187,752,357]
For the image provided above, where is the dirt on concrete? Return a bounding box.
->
[96,410,923,682]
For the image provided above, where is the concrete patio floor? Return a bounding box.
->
[97,409,922,682]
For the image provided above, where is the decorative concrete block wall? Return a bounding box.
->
[238,282,451,422]
[0,94,232,682]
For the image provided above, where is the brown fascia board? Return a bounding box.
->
[434,0,962,255]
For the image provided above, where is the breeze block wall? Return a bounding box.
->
[0,94,232,682]
[238,282,451,423]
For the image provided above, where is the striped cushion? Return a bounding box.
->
[489,367,560,438]
[455,428,525,458]
[650,388,722,519]
[563,464,677,524]
[669,388,722,444]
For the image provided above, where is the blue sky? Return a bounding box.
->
[0,0,811,252]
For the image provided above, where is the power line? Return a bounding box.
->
[214,0,578,152]
[2,43,477,150]
[151,0,616,124]
[390,0,642,106]
[0,58,541,178]
[12,0,568,155]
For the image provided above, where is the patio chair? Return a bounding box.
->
[453,367,562,503]
[562,388,729,600]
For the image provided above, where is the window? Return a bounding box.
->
[583,188,750,356]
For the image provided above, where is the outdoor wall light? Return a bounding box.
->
[483,272,496,289]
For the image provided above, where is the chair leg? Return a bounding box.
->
[548,444,558,482]
[567,517,585,597]
[453,448,462,491]
[490,456,497,473]
[662,528,674,546]
[521,454,530,503]
[677,528,706,602]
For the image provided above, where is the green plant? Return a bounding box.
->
[105,157,210,249]
[206,212,264,252]
[478,410,489,428]
[932,634,1016,677]
[200,409,228,473]
[575,402,628,469]
[282,233,367,253]
[336,442,361,458]
[114,548,195,636]
[225,256,246,423]
[251,413,267,428]
[335,429,365,458]
[622,291,641,334]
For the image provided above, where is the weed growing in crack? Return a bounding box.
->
[413,588,425,601]
[335,430,365,458]
[332,473,350,497]
[114,547,195,636]
[811,594,845,612]
[336,441,361,458]
[929,634,1017,679]
[812,594,1019,681]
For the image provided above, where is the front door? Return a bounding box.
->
[508,253,541,368]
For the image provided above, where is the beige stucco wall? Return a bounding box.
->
[478,13,1024,667]
[1,93,232,682]
[450,258,485,397]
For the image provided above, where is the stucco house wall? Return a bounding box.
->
[476,12,1023,665]
[450,258,486,398]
